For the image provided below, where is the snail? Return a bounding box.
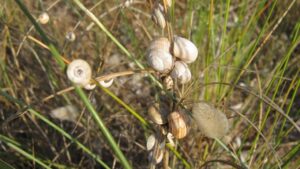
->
[65,31,76,42]
[83,78,114,90]
[192,102,229,139]
[148,37,171,53]
[38,12,50,24]
[163,75,173,90]
[148,146,164,164]
[66,59,92,87]
[168,111,189,139]
[152,4,166,29]
[172,36,198,63]
[170,61,191,84]
[146,134,157,151]
[147,49,173,73]
[148,103,169,125]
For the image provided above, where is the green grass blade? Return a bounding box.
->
[0,159,15,169]
[0,135,51,169]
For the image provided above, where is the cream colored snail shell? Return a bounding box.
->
[146,134,157,151]
[168,111,188,139]
[67,59,92,86]
[172,36,198,63]
[152,4,166,29]
[148,147,164,164]
[163,75,173,90]
[148,37,171,53]
[66,31,76,42]
[147,49,173,73]
[170,61,191,84]
[38,12,50,24]
[148,103,169,125]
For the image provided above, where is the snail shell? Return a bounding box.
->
[148,103,169,125]
[147,49,173,73]
[148,37,171,53]
[170,61,191,84]
[172,36,198,63]
[168,111,188,139]
[38,12,50,24]
[152,4,166,29]
[163,75,173,90]
[66,31,76,42]
[192,102,229,139]
[67,59,92,86]
[146,134,157,151]
[148,147,164,164]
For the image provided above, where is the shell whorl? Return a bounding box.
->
[67,59,92,86]
[170,61,191,84]
[172,36,198,63]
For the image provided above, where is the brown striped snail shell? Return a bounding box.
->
[168,111,189,139]
[148,103,169,125]
[172,36,198,63]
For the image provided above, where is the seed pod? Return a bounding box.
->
[146,134,157,151]
[172,36,198,63]
[38,12,50,24]
[152,4,166,29]
[170,61,191,84]
[168,111,188,139]
[67,59,92,86]
[148,103,169,125]
[148,37,171,53]
[147,49,173,73]
[192,102,229,139]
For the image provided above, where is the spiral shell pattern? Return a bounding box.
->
[67,59,92,86]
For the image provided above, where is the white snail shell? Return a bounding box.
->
[192,102,229,139]
[148,147,164,164]
[148,37,171,53]
[67,59,92,86]
[99,79,114,88]
[38,12,50,24]
[146,134,157,151]
[170,61,191,84]
[152,4,166,29]
[84,83,96,90]
[66,31,76,42]
[163,75,173,90]
[147,49,173,73]
[172,36,198,63]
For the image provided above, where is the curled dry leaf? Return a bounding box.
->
[192,102,229,139]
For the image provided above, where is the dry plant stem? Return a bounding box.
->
[41,70,154,102]
[163,149,169,169]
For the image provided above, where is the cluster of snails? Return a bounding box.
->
[66,59,114,89]
[146,102,190,165]
[147,36,198,85]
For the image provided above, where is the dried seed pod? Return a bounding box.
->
[192,102,229,139]
[67,59,92,86]
[170,61,191,84]
[66,31,76,42]
[147,49,173,73]
[146,134,157,151]
[163,76,173,90]
[168,111,188,139]
[148,103,169,125]
[148,37,171,53]
[38,12,50,24]
[172,36,198,63]
[152,4,166,29]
